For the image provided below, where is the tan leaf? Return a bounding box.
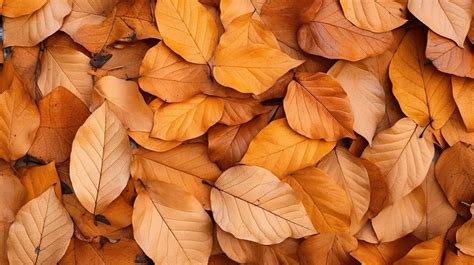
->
[28,87,90,163]
[2,0,47,17]
[394,235,445,265]
[216,227,300,265]
[441,111,474,146]
[37,46,93,106]
[444,250,474,265]
[361,158,389,217]
[435,142,474,217]
[372,187,425,242]
[151,94,224,141]
[362,118,434,202]
[213,44,303,94]
[128,131,182,153]
[297,0,394,61]
[426,31,474,78]
[219,97,269,126]
[3,0,72,47]
[95,76,153,132]
[340,0,408,33]
[284,72,355,141]
[407,0,471,47]
[155,0,218,64]
[7,187,73,265]
[241,118,336,177]
[211,165,316,244]
[208,113,270,169]
[283,167,352,233]
[0,75,40,161]
[456,205,474,256]
[114,0,161,40]
[413,163,457,241]
[131,144,222,209]
[452,76,474,131]
[70,103,131,215]
[19,162,62,203]
[139,42,211,102]
[219,0,256,29]
[133,180,213,265]
[390,28,456,129]
[318,147,371,233]
[298,233,358,265]
[99,41,152,80]
[328,61,386,145]
[60,237,145,265]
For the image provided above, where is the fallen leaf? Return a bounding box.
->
[133,180,213,265]
[435,142,474,217]
[139,42,211,102]
[151,94,224,141]
[451,76,474,131]
[7,187,73,265]
[19,162,62,202]
[340,0,408,33]
[1,0,47,17]
[70,103,131,215]
[155,0,218,64]
[456,204,474,256]
[372,187,425,242]
[328,61,386,145]
[362,118,434,202]
[390,28,456,129]
[407,0,471,47]
[361,158,389,217]
[211,165,316,244]
[298,233,358,265]
[441,110,474,146]
[219,97,269,126]
[131,144,222,209]
[99,41,152,80]
[283,166,352,233]
[129,131,182,152]
[393,234,444,265]
[28,87,91,163]
[219,0,257,29]
[284,72,355,141]
[0,75,40,161]
[297,0,394,61]
[241,118,336,177]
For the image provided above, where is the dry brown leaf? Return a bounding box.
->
[361,158,388,217]
[318,147,371,233]
[213,44,303,94]
[284,72,355,141]
[0,75,40,161]
[133,180,213,265]
[139,42,211,102]
[298,233,358,265]
[211,165,317,244]
[99,41,152,80]
[60,237,146,265]
[216,227,300,265]
[362,118,434,202]
[444,250,474,265]
[219,97,269,126]
[95,76,153,132]
[372,187,425,242]
[340,0,408,33]
[442,111,474,146]
[131,144,222,209]
[435,142,474,217]
[283,167,352,233]
[151,94,224,141]
[241,118,336,177]
[19,162,62,203]
[413,163,457,241]
[37,46,93,107]
[328,61,385,145]
[28,87,91,163]
[129,131,182,153]
[7,187,73,265]
[1,0,47,17]
[390,28,456,129]
[155,0,218,64]
[219,0,257,29]
[297,0,394,61]
[3,0,72,47]
[452,76,474,131]
[9,46,40,97]
[393,234,445,265]
[70,103,131,215]
[456,205,474,256]
[407,0,471,47]
[115,0,161,40]
[426,31,474,78]
[208,113,270,169]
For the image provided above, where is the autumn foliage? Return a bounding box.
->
[0,0,473,264]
